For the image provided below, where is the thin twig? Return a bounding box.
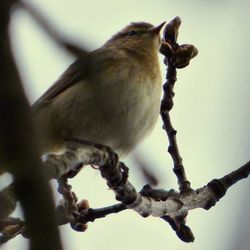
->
[161,65,191,193]
[79,203,127,224]
[159,17,192,194]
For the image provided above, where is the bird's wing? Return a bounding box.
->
[32,47,127,109]
[32,58,89,109]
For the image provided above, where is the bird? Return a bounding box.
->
[32,21,165,158]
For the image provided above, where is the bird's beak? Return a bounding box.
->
[148,22,166,34]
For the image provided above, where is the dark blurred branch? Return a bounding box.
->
[19,0,88,58]
[0,1,62,249]
[132,153,160,186]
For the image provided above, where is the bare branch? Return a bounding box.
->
[1,139,249,243]
[206,160,250,207]
[43,141,250,241]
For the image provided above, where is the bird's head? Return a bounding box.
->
[104,22,165,52]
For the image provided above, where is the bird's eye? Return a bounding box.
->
[128,30,136,36]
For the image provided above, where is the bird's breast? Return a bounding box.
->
[93,64,162,156]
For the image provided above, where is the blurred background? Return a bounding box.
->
[2,0,250,249]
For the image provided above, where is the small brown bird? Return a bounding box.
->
[32,22,165,158]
